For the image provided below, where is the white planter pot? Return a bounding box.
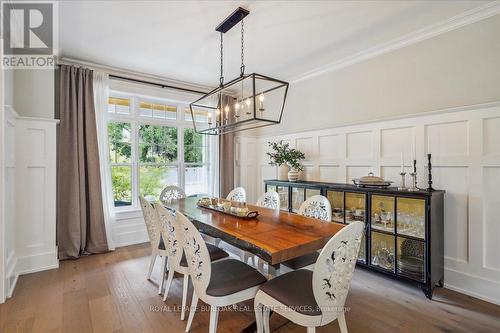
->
[278,164,289,181]
[288,168,300,182]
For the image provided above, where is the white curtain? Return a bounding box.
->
[93,71,116,250]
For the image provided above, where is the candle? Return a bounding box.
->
[400,152,404,173]
[224,105,229,119]
[411,141,416,162]
[208,113,212,125]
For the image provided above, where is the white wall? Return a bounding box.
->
[13,69,55,119]
[252,14,500,137]
[4,70,14,107]
[236,102,500,305]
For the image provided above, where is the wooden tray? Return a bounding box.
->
[197,202,259,220]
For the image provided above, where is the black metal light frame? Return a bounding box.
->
[189,7,289,135]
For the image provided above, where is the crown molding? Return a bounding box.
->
[57,56,214,93]
[291,1,500,84]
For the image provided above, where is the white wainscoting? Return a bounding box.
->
[14,116,59,276]
[235,102,500,305]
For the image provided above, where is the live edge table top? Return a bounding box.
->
[164,196,345,265]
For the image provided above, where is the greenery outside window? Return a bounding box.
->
[105,89,214,210]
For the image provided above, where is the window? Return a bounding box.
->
[105,88,215,209]
[184,128,210,196]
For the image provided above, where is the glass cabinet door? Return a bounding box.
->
[397,197,426,240]
[266,184,277,193]
[371,195,395,233]
[305,188,320,199]
[327,191,344,223]
[371,231,395,272]
[345,192,365,223]
[397,237,425,281]
[291,187,304,213]
[276,186,289,211]
[345,192,366,263]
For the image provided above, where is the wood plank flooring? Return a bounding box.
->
[1,243,499,333]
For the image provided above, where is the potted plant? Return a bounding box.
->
[267,141,305,181]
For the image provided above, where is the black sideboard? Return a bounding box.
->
[264,179,445,299]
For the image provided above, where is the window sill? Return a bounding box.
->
[115,208,143,220]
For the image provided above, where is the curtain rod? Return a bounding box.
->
[57,58,210,95]
[108,74,208,95]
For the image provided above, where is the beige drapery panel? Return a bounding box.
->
[57,65,109,259]
[219,132,235,198]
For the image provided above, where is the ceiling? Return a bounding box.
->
[59,0,492,87]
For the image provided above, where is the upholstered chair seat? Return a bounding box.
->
[206,259,267,297]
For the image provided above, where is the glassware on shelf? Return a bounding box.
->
[345,192,365,223]
[371,232,395,272]
[371,195,395,233]
[291,187,304,213]
[358,234,366,263]
[267,185,277,193]
[327,191,344,223]
[397,198,425,239]
[397,237,425,281]
[277,186,289,211]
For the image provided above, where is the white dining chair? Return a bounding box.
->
[160,185,186,204]
[176,210,267,333]
[155,204,229,321]
[139,196,169,293]
[226,187,246,202]
[254,221,364,333]
[256,191,280,210]
[281,195,332,271]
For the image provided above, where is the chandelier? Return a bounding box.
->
[189,7,289,135]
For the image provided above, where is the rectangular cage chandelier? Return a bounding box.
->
[189,7,289,135]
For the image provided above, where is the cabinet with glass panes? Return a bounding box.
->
[264,179,444,299]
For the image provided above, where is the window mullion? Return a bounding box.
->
[131,97,140,208]
[179,125,185,189]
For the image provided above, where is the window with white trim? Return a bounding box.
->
[105,89,213,210]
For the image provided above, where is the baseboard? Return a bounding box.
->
[444,267,500,306]
[16,251,59,275]
[6,251,19,298]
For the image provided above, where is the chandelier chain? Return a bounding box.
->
[219,32,224,86]
[240,18,245,76]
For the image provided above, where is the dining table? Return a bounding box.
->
[164,195,347,332]
[164,195,346,272]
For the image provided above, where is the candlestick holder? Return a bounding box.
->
[408,172,419,192]
[427,153,434,191]
[398,172,407,191]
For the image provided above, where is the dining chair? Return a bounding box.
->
[160,185,186,204]
[254,221,364,333]
[256,191,280,210]
[139,196,169,293]
[226,186,246,202]
[176,210,267,333]
[155,204,230,321]
[281,195,332,271]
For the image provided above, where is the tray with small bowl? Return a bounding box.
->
[197,197,259,219]
[352,172,393,188]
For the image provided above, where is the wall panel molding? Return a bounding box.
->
[235,102,500,305]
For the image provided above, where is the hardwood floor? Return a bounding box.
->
[1,243,499,333]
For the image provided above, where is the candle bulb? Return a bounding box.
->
[224,104,229,119]
[208,113,212,125]
[259,93,265,111]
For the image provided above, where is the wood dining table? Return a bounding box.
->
[164,195,345,271]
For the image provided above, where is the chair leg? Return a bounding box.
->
[162,267,175,301]
[180,274,189,320]
[147,253,157,280]
[214,238,221,247]
[338,312,348,333]
[307,328,316,333]
[263,306,270,333]
[158,256,167,294]
[254,302,264,333]
[185,292,199,333]
[209,306,219,333]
